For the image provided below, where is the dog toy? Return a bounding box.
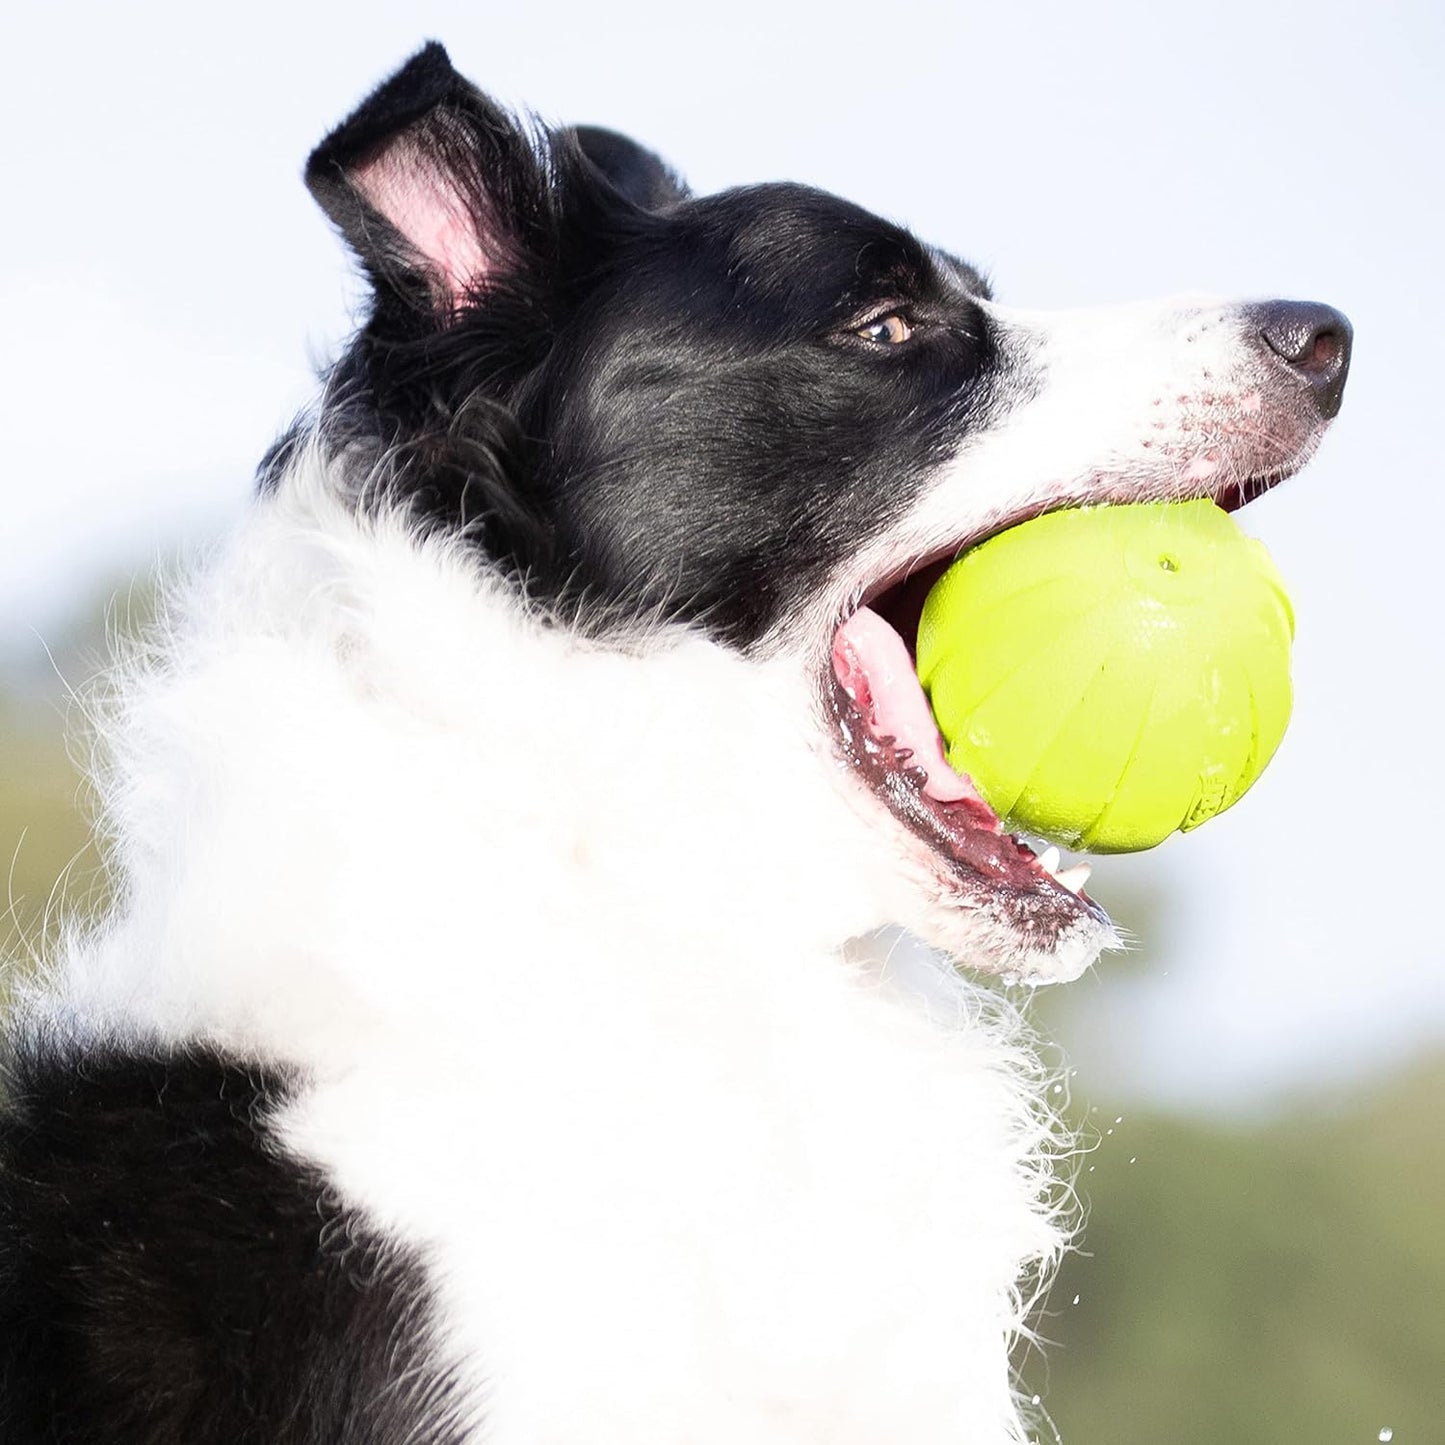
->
[916,499,1294,853]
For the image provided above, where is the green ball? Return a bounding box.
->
[916,499,1294,853]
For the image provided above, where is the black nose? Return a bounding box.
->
[1248,300,1353,419]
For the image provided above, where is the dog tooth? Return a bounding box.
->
[1055,863,1092,894]
[1037,846,1062,877]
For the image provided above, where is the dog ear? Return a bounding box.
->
[305,42,553,317]
[563,126,690,212]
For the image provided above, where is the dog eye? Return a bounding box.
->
[855,314,914,346]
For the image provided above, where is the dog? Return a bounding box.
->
[0,42,1350,1444]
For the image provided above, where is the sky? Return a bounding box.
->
[1,0,1441,1113]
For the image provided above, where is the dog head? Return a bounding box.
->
[290,43,1350,983]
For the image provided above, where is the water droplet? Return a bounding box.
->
[1052,1083,1064,1094]
[1378,1429,1393,1442]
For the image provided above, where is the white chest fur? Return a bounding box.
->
[46,467,1068,1443]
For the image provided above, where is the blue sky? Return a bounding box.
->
[1,0,1441,1111]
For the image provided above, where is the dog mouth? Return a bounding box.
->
[829,567,1111,976]
[825,466,1300,982]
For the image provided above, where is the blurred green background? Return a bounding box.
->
[2,585,1438,1444]
[1,679,100,1016]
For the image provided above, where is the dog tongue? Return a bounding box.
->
[832,608,978,804]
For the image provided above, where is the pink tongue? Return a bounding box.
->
[832,608,979,804]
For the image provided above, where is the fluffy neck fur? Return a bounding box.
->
[36,451,1071,1443]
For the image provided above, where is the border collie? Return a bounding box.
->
[0,43,1350,1444]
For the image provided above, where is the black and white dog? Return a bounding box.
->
[0,43,1350,1444]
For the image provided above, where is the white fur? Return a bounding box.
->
[30,453,1072,1443]
[22,293,1330,1440]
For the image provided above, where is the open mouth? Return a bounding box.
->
[825,467,1297,981]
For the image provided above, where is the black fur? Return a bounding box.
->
[285,42,1005,648]
[2,42,1020,1439]
[0,1041,465,1444]
[565,126,689,212]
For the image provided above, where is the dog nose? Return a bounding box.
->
[1248,300,1353,419]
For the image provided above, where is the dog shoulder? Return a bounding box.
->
[0,1031,472,1443]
